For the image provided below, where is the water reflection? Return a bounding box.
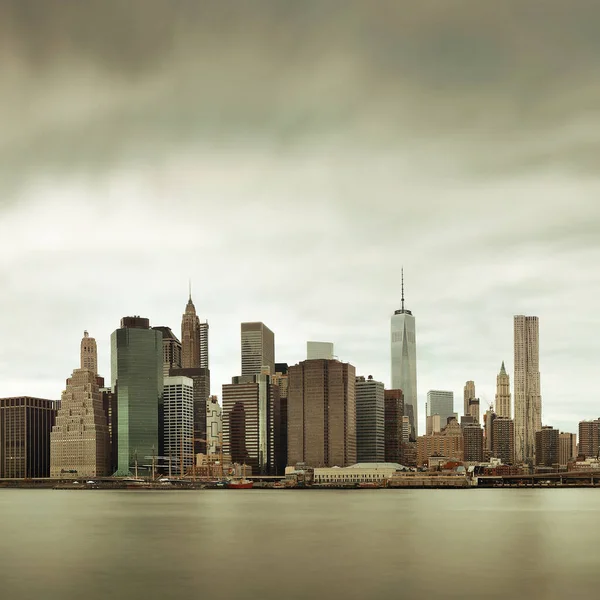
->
[0,489,598,600]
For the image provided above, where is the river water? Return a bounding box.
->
[0,489,598,600]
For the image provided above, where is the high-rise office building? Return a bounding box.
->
[463,424,484,462]
[0,397,58,478]
[495,361,511,418]
[467,398,480,424]
[391,270,417,439]
[181,293,209,370]
[206,396,222,455]
[176,293,211,455]
[514,315,542,464]
[111,316,163,476]
[559,432,577,467]
[153,326,182,377]
[80,330,98,373]
[492,417,515,465]
[51,332,110,478]
[163,376,194,475]
[222,373,278,475]
[426,414,442,436]
[307,342,334,360]
[384,389,404,464]
[578,419,600,459]
[288,359,356,467]
[273,363,289,474]
[484,407,496,456]
[100,386,118,473]
[426,390,454,430]
[241,322,275,376]
[464,381,475,417]
[355,376,385,463]
[535,426,559,468]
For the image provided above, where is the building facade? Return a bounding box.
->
[463,424,484,462]
[559,432,577,467]
[391,271,417,439]
[384,389,404,464]
[0,397,57,478]
[535,426,559,468]
[163,376,194,475]
[153,326,182,377]
[111,316,163,477]
[241,322,275,377]
[416,421,464,467]
[222,373,278,475]
[288,359,356,468]
[181,294,209,371]
[206,395,222,455]
[426,390,455,430]
[495,361,511,419]
[492,417,515,465]
[307,342,334,360]
[51,339,110,479]
[514,315,542,464]
[273,363,289,474]
[578,419,600,459]
[464,381,475,417]
[467,398,480,424]
[355,376,385,463]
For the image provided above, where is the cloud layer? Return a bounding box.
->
[1,1,599,434]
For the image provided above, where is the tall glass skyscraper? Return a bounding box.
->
[111,316,163,476]
[391,271,417,439]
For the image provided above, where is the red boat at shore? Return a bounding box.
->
[227,478,254,489]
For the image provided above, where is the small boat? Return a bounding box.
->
[228,478,254,489]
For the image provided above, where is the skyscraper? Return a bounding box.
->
[163,376,194,475]
[51,332,110,478]
[467,398,480,424]
[206,396,222,455]
[384,389,404,464]
[514,315,542,464]
[111,316,163,476]
[391,270,417,439]
[80,330,98,373]
[355,376,385,463]
[463,381,475,417]
[559,432,577,467]
[273,363,289,475]
[426,390,454,429]
[177,293,211,455]
[535,426,559,468]
[492,417,515,465]
[241,322,275,376]
[463,424,484,462]
[0,397,57,478]
[578,419,600,459]
[288,359,356,467]
[495,361,511,419]
[153,326,182,377]
[222,373,278,475]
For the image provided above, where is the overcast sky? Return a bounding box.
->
[1,1,599,435]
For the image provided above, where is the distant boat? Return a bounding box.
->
[228,478,254,489]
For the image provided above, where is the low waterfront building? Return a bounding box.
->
[313,462,405,486]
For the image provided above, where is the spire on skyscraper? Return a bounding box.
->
[401,267,404,312]
[500,360,506,375]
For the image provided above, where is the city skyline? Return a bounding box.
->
[2,2,600,439]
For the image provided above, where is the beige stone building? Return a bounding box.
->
[559,432,577,466]
[416,420,464,466]
[288,359,356,467]
[50,332,110,477]
[464,380,475,416]
[495,361,511,419]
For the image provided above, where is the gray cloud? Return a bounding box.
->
[1,1,599,436]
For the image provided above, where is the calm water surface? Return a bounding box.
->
[0,489,598,600]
